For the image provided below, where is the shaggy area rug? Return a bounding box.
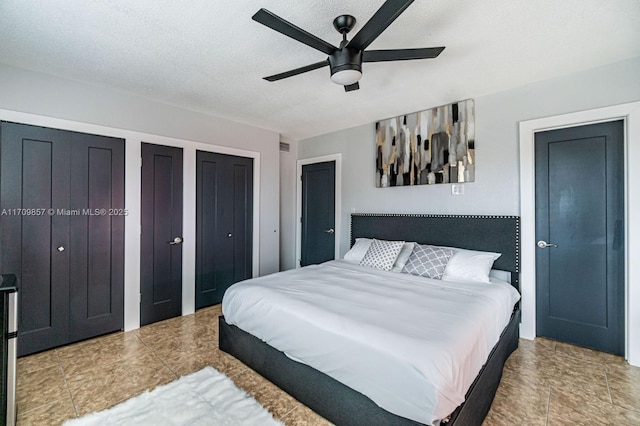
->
[63,366,284,425]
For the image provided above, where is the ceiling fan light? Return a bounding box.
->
[330,69,362,86]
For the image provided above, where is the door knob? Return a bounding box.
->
[169,237,183,245]
[57,246,65,252]
[227,233,233,238]
[323,228,335,234]
[537,240,558,248]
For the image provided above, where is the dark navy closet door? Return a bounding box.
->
[300,161,335,266]
[140,143,183,326]
[196,151,253,308]
[535,120,624,355]
[68,132,125,341]
[0,122,124,356]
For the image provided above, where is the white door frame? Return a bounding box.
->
[519,101,640,366]
[296,154,342,268]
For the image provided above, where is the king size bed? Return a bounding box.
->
[219,214,521,425]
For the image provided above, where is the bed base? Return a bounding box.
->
[219,308,520,426]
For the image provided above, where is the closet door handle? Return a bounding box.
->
[57,246,65,252]
[323,228,335,234]
[169,237,183,245]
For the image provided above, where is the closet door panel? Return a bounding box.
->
[0,123,70,356]
[196,151,253,309]
[231,160,253,283]
[140,143,183,326]
[1,122,124,355]
[68,134,125,341]
[197,156,226,302]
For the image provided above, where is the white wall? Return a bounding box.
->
[293,56,640,362]
[0,63,280,331]
[295,57,640,257]
[279,137,298,271]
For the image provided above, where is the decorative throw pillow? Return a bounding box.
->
[391,242,416,272]
[360,239,405,271]
[345,239,415,271]
[402,244,455,279]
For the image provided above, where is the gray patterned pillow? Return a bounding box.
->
[402,244,455,279]
[360,239,405,271]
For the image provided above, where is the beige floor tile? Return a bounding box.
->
[281,404,334,426]
[547,353,611,405]
[195,304,222,320]
[16,364,69,414]
[137,314,216,344]
[17,349,59,376]
[555,340,625,366]
[16,397,77,426]
[231,367,272,391]
[548,386,640,425]
[59,332,152,377]
[247,381,302,419]
[606,362,640,412]
[17,306,640,425]
[160,347,220,377]
[209,349,249,377]
[484,373,549,426]
[521,336,558,353]
[503,344,558,385]
[65,350,176,416]
[139,326,217,358]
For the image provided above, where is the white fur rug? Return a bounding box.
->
[63,366,283,426]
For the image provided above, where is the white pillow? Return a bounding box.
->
[360,239,405,271]
[442,248,502,283]
[344,238,414,272]
[343,238,372,262]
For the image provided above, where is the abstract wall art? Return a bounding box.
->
[375,99,475,187]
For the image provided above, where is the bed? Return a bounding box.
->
[219,214,521,425]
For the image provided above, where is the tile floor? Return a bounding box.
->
[16,304,640,425]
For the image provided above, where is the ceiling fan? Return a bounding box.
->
[252,0,445,92]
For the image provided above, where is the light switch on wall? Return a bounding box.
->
[451,184,465,196]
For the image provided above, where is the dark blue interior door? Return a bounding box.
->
[1,122,125,356]
[140,143,183,326]
[301,161,335,267]
[1,123,70,355]
[196,151,253,308]
[535,120,624,355]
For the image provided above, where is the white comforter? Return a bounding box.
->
[222,260,520,425]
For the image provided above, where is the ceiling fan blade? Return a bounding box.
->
[263,60,329,82]
[363,47,445,62]
[253,9,337,55]
[344,82,360,92]
[347,0,414,51]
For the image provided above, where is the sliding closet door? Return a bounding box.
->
[196,151,253,308]
[68,133,125,341]
[0,123,71,355]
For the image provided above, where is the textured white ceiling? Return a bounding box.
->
[1,0,639,140]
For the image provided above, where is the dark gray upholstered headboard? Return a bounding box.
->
[350,214,520,291]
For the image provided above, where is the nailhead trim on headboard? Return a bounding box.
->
[350,213,521,289]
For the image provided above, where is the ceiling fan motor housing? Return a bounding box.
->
[329,48,363,76]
